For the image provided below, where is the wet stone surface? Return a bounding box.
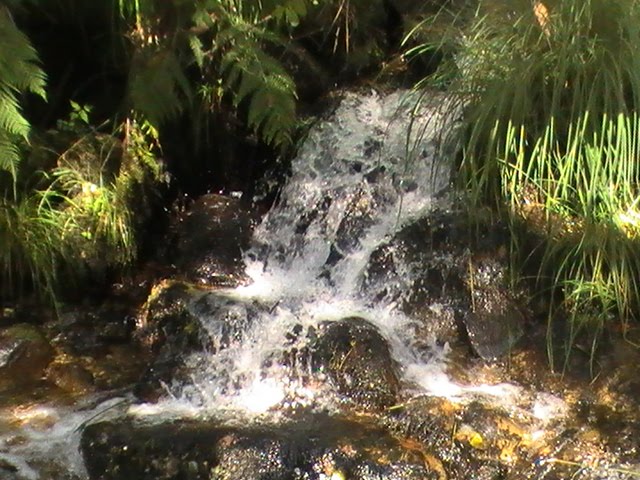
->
[363,206,526,360]
[133,281,213,401]
[171,194,255,287]
[311,317,400,411]
[0,324,53,392]
[80,414,436,480]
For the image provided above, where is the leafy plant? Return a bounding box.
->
[408,0,640,364]
[120,0,315,148]
[0,5,46,185]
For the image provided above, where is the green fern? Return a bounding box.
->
[0,6,46,182]
[193,0,309,147]
[123,0,309,147]
[221,39,297,146]
[128,46,191,127]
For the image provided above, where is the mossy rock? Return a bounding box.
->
[134,280,211,400]
[0,323,53,391]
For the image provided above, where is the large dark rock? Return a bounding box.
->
[134,282,264,401]
[463,257,526,361]
[312,317,399,410]
[362,207,527,360]
[189,291,262,352]
[81,415,435,480]
[173,194,254,287]
[0,323,53,391]
[134,281,211,400]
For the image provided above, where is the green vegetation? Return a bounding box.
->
[408,0,640,365]
[13,0,638,366]
[0,0,403,302]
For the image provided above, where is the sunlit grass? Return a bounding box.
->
[407,0,640,364]
[501,113,640,369]
[0,192,66,301]
[47,166,136,267]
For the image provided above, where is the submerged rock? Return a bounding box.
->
[312,317,400,410]
[0,323,53,391]
[80,414,435,480]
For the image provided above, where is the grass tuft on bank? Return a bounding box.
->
[408,0,640,366]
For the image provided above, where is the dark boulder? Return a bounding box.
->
[46,360,95,394]
[0,323,53,391]
[81,420,220,480]
[463,258,526,361]
[134,281,211,400]
[81,414,434,480]
[189,291,262,352]
[172,194,254,287]
[362,207,527,360]
[134,282,264,401]
[312,317,400,410]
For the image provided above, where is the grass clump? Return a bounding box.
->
[408,0,640,365]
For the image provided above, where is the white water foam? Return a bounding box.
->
[0,396,128,479]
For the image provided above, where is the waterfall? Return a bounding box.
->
[157,89,465,415]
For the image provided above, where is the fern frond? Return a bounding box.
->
[0,136,21,179]
[214,9,298,147]
[128,47,192,127]
[0,87,31,138]
[188,34,205,69]
[222,44,297,147]
[0,7,46,182]
[271,0,310,27]
[0,9,46,100]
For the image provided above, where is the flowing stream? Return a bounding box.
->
[2,89,639,479]
[160,89,466,415]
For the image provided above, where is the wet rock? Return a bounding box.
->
[463,257,526,361]
[328,178,398,264]
[81,415,434,480]
[50,307,136,357]
[0,323,53,391]
[382,397,519,480]
[134,282,263,401]
[312,317,399,410]
[0,458,18,476]
[81,420,220,480]
[190,291,262,352]
[136,281,208,354]
[362,209,469,345]
[363,207,527,359]
[46,360,95,394]
[134,281,211,400]
[173,194,254,287]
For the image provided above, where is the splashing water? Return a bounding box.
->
[2,89,582,479]
[152,89,555,418]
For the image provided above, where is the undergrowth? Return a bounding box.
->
[407,0,640,368]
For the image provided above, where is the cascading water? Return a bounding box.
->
[7,88,629,480]
[154,88,470,415]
